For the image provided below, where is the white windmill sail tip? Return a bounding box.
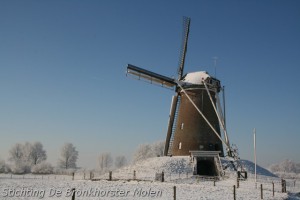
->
[181,71,211,85]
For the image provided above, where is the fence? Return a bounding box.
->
[0,173,73,181]
[1,171,299,199]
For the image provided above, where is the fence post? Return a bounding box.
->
[133,170,136,180]
[233,185,236,200]
[237,177,239,188]
[214,180,216,186]
[284,180,286,193]
[173,186,176,200]
[260,184,263,199]
[109,171,112,181]
[281,179,286,193]
[272,182,274,197]
[71,188,75,200]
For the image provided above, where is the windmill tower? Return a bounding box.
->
[126,17,232,172]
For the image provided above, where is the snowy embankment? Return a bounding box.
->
[0,156,298,200]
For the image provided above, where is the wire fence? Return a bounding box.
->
[0,171,299,197]
[0,173,73,181]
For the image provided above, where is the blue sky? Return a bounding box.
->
[0,0,299,168]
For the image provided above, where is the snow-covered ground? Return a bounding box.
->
[0,157,299,200]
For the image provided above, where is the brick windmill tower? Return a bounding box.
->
[126,17,233,174]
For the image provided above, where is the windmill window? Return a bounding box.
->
[179,142,182,149]
[180,123,184,130]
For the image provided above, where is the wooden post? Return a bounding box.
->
[71,188,75,200]
[237,177,239,188]
[233,185,236,200]
[161,171,165,182]
[109,171,112,181]
[173,186,176,200]
[284,180,286,193]
[281,179,286,193]
[260,184,263,199]
[133,170,136,180]
[272,182,274,197]
[214,180,216,186]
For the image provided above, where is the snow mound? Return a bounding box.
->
[221,158,277,177]
[101,156,193,180]
[99,156,278,181]
[122,156,192,174]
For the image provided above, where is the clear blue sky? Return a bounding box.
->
[0,0,299,168]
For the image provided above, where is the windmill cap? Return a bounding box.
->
[181,71,212,85]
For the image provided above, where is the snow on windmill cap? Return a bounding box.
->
[181,71,211,85]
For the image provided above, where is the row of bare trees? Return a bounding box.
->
[98,153,127,173]
[96,140,165,173]
[1,140,165,175]
[0,142,78,174]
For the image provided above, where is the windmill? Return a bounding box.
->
[126,17,233,162]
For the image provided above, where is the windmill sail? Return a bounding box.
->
[164,95,179,156]
[164,17,191,155]
[177,17,190,80]
[126,64,176,89]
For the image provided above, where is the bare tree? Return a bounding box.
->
[132,140,165,163]
[8,143,24,164]
[10,142,47,166]
[8,143,30,173]
[58,143,78,169]
[98,152,113,172]
[23,142,33,163]
[8,142,48,173]
[132,143,151,163]
[0,159,6,173]
[30,142,47,165]
[270,159,300,174]
[151,140,165,157]
[115,155,127,169]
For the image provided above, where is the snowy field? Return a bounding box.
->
[0,157,299,200]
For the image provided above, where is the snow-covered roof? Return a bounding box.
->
[181,71,210,85]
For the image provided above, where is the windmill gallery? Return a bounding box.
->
[126,17,242,177]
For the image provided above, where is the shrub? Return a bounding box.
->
[31,162,53,174]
